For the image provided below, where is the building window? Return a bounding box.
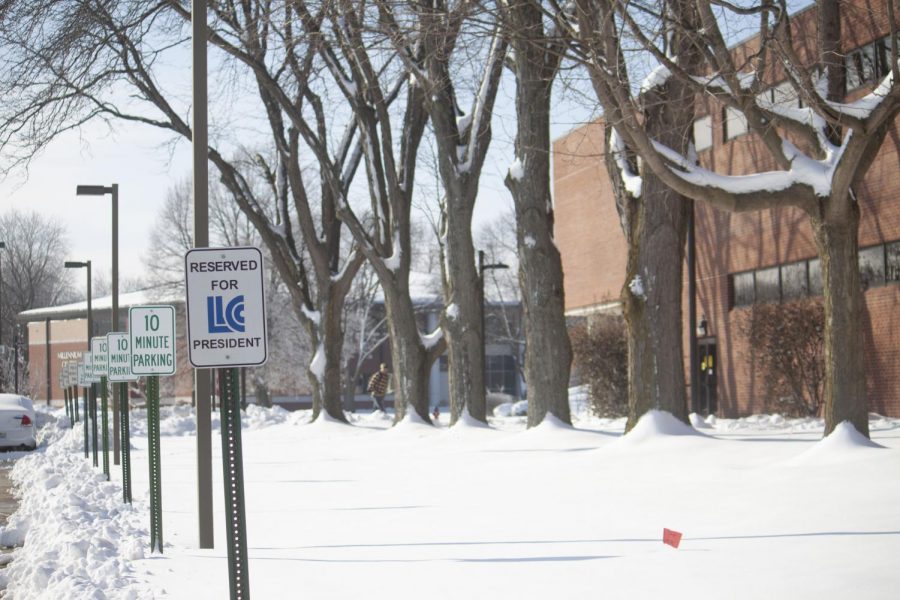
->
[768,81,801,108]
[859,245,885,289]
[693,116,713,151]
[733,271,755,307]
[808,258,824,296]
[485,355,517,395]
[755,266,781,303]
[887,241,900,283]
[723,106,748,141]
[781,261,808,300]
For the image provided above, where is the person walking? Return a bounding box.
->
[367,363,391,413]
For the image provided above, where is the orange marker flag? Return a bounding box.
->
[663,528,682,548]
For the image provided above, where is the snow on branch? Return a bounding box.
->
[650,132,845,198]
[458,29,504,174]
[609,127,642,197]
[419,326,444,350]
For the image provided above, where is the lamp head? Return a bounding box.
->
[76,185,111,196]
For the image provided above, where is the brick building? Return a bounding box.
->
[554,0,900,417]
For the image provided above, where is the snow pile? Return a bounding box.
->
[689,412,715,429]
[611,410,703,447]
[719,413,823,433]
[788,421,886,465]
[0,426,152,599]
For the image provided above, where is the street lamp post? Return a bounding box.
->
[76,184,120,463]
[0,241,5,348]
[0,241,5,392]
[65,260,93,451]
[64,261,93,347]
[478,250,509,397]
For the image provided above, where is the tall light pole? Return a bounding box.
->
[193,0,214,550]
[0,241,5,392]
[64,261,93,348]
[478,250,509,397]
[76,184,121,462]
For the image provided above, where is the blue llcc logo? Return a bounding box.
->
[207,295,246,333]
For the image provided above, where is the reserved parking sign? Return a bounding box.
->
[184,247,268,368]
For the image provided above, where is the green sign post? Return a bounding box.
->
[92,337,110,480]
[108,332,138,504]
[129,305,176,553]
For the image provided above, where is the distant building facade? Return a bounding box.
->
[554,0,900,418]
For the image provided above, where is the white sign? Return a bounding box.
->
[82,352,100,384]
[185,247,268,368]
[91,337,109,379]
[77,363,89,387]
[129,306,177,376]
[107,332,139,382]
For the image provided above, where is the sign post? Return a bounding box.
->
[186,246,267,600]
[92,337,110,480]
[129,305,176,553]
[81,352,99,467]
[108,332,139,504]
[77,361,90,458]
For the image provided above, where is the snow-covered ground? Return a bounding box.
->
[2,404,899,599]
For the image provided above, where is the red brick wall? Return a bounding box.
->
[553,121,628,312]
[554,0,900,417]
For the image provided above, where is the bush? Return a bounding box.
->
[739,299,825,417]
[569,314,628,418]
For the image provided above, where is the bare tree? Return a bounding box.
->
[567,0,900,437]
[0,210,75,392]
[0,0,368,421]
[299,0,446,423]
[373,0,508,424]
[500,0,573,426]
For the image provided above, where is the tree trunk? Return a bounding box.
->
[619,178,689,431]
[607,89,692,432]
[383,289,433,423]
[443,197,487,425]
[504,7,572,427]
[309,289,347,422]
[812,199,869,436]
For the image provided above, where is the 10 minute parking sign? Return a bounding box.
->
[185,246,268,368]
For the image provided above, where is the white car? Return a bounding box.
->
[0,394,36,451]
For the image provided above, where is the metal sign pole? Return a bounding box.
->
[147,375,163,553]
[101,376,110,480]
[220,367,249,600]
[91,383,99,468]
[73,386,79,422]
[64,387,70,421]
[120,382,132,504]
[83,387,89,459]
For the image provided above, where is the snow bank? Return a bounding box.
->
[788,421,886,466]
[0,423,152,599]
[611,410,703,447]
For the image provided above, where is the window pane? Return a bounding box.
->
[733,272,755,307]
[859,245,885,288]
[887,241,900,283]
[781,261,808,299]
[724,106,748,140]
[771,81,799,108]
[693,116,713,151]
[847,51,863,89]
[756,266,780,303]
[808,258,823,296]
[860,43,878,83]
